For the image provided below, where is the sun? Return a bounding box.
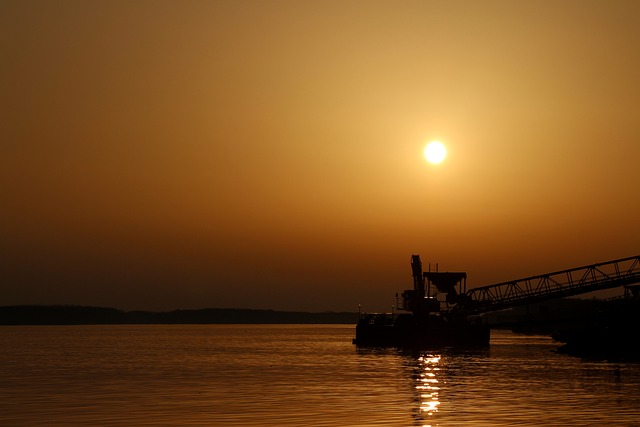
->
[424,141,446,164]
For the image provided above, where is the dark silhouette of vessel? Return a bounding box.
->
[353,255,490,348]
[551,285,640,360]
[353,254,640,350]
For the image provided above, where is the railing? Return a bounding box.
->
[461,255,640,315]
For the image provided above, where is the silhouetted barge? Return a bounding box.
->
[551,285,640,360]
[353,255,490,348]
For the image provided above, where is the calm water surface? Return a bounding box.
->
[1,325,639,426]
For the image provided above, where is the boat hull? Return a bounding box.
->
[353,314,490,348]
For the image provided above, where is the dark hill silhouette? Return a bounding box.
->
[0,305,359,325]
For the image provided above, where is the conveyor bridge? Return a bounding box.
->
[459,255,640,315]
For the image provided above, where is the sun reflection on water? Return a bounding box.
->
[416,355,441,418]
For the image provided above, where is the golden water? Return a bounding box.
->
[1,325,639,426]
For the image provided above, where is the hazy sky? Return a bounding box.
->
[2,0,639,312]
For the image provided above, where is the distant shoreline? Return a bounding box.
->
[0,305,359,325]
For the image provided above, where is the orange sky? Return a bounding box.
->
[2,0,639,312]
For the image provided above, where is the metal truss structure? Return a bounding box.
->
[461,255,640,315]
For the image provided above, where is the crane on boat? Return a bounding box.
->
[354,254,640,348]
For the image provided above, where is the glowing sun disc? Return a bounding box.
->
[424,141,446,164]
